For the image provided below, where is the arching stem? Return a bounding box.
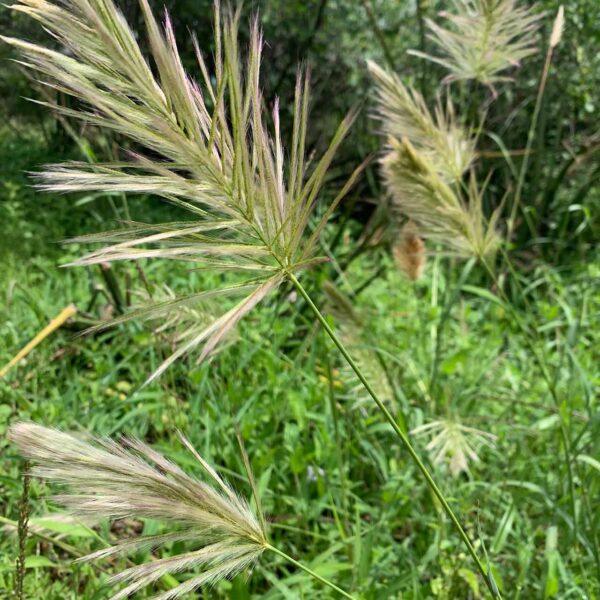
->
[288,271,501,599]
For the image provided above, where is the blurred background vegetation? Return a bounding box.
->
[1,1,599,598]
[2,0,598,261]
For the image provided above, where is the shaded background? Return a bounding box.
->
[1,0,598,263]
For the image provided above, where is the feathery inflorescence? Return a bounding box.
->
[2,0,359,382]
[382,136,500,258]
[123,283,240,357]
[411,0,543,84]
[412,418,497,477]
[369,60,501,259]
[9,422,268,600]
[368,60,475,182]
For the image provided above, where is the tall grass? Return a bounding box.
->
[2,0,587,597]
[2,0,498,596]
[368,0,596,593]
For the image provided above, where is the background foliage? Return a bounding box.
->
[1,0,598,598]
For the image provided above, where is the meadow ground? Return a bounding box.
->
[1,124,599,599]
[1,0,599,595]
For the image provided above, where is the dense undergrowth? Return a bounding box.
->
[1,127,598,595]
[1,0,599,598]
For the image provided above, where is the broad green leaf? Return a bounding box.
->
[31,517,96,539]
[25,556,58,569]
[577,454,600,473]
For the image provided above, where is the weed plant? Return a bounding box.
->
[1,0,598,598]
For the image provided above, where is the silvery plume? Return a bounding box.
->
[368,61,500,259]
[1,0,361,383]
[368,60,475,182]
[412,418,497,477]
[9,422,269,599]
[382,139,501,259]
[410,0,543,85]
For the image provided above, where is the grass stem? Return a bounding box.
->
[508,41,556,241]
[360,0,395,71]
[267,544,355,599]
[288,272,501,599]
[14,462,30,600]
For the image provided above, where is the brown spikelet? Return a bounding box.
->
[393,223,426,281]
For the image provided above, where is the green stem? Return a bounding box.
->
[508,43,555,241]
[288,272,501,599]
[15,462,30,600]
[267,544,355,599]
[415,0,427,95]
[360,0,395,71]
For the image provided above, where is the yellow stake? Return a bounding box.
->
[0,304,77,378]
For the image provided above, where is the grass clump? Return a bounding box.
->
[1,0,598,598]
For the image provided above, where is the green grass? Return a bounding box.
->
[1,183,598,598]
[1,0,599,594]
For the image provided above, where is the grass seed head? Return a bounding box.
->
[9,422,268,599]
[2,0,360,382]
[393,222,426,281]
[382,138,500,259]
[549,6,565,49]
[410,0,543,85]
[368,60,475,182]
[412,418,497,477]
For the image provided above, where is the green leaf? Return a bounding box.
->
[25,556,58,569]
[544,526,559,598]
[533,415,559,431]
[31,517,96,538]
[458,567,480,596]
[577,454,600,473]
[491,504,516,554]
[461,285,509,311]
